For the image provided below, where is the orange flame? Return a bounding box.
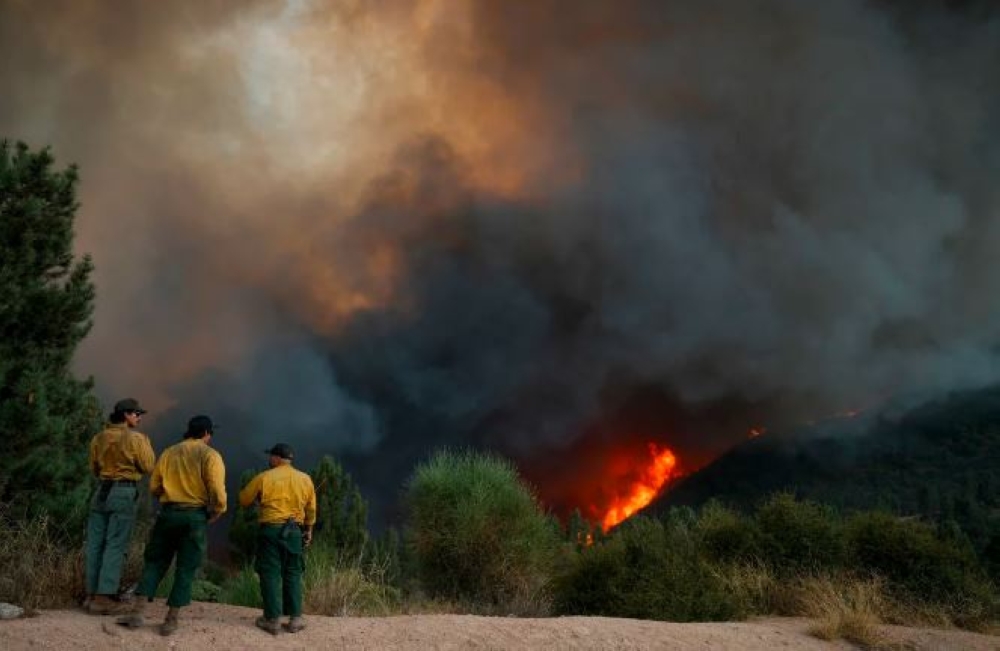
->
[600,443,678,531]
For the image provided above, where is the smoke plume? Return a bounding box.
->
[2,0,998,522]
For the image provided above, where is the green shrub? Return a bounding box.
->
[552,516,744,621]
[755,493,845,573]
[845,511,997,617]
[152,566,221,602]
[695,501,761,564]
[227,468,262,566]
[217,566,263,608]
[404,449,558,614]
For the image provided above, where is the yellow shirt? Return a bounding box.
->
[151,439,227,517]
[239,463,317,526]
[89,423,156,481]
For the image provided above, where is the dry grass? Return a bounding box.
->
[0,512,82,609]
[303,548,401,616]
[717,561,986,646]
[718,562,779,616]
[795,575,897,650]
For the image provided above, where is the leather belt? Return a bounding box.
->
[100,479,137,486]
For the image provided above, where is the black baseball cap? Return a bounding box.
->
[186,415,217,436]
[266,443,294,460]
[113,398,147,415]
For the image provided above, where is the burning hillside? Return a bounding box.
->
[1,1,999,527]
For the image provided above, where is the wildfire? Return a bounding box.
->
[600,443,678,531]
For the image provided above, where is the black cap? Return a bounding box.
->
[185,415,216,437]
[266,443,294,460]
[113,398,147,415]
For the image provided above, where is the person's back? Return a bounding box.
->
[252,463,315,525]
[118,415,225,636]
[90,422,155,482]
[153,438,226,513]
[239,443,316,635]
[84,398,155,615]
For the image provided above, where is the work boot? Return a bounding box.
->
[285,616,306,633]
[88,595,128,616]
[159,607,180,636]
[116,598,146,628]
[255,616,280,636]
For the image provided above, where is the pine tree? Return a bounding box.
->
[0,140,102,538]
[228,467,265,564]
[310,455,369,556]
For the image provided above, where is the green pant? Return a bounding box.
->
[85,483,138,595]
[136,506,208,607]
[255,524,304,620]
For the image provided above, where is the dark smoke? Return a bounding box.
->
[2,0,998,524]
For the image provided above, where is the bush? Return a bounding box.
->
[217,566,263,608]
[695,501,761,564]
[0,507,82,609]
[148,565,221,602]
[304,548,400,616]
[404,449,558,614]
[844,511,999,626]
[755,493,845,574]
[227,468,263,566]
[800,575,891,650]
[552,516,744,621]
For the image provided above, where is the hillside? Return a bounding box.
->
[650,386,1000,552]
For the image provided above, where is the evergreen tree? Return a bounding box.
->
[227,467,264,565]
[0,140,101,538]
[310,455,369,556]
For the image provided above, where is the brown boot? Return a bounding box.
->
[87,595,128,616]
[255,616,280,636]
[159,607,180,636]
[285,616,305,633]
[116,598,146,628]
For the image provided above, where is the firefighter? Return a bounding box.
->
[239,443,317,635]
[117,415,227,636]
[84,398,156,615]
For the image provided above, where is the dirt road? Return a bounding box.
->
[1,602,997,650]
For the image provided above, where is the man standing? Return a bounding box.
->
[85,398,156,615]
[239,443,317,635]
[117,415,226,636]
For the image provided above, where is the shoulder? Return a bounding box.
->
[295,468,315,485]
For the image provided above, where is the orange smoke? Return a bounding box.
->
[599,442,679,531]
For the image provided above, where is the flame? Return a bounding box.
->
[748,426,766,438]
[600,442,678,531]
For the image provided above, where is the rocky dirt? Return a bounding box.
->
[1,602,998,650]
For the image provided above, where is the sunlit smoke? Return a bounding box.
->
[1,0,998,525]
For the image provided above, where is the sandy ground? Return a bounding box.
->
[1,603,998,650]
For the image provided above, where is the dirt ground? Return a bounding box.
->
[1,603,998,650]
